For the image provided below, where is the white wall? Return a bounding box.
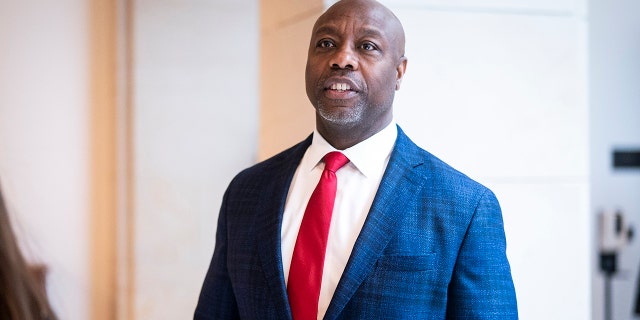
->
[0,1,90,320]
[131,0,259,318]
[373,0,590,318]
[589,0,640,319]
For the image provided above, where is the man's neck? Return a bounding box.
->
[315,115,393,150]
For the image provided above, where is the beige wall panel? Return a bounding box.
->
[89,0,118,319]
[262,0,323,32]
[259,12,320,160]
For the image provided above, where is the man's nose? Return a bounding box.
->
[330,46,358,70]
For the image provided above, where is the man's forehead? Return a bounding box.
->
[320,2,388,22]
[312,23,386,38]
[312,8,390,36]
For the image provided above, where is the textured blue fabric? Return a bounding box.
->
[194,126,518,319]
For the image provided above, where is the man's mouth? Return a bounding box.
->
[329,83,352,92]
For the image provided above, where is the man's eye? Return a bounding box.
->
[361,42,376,51]
[318,40,334,48]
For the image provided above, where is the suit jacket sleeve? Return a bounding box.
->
[194,186,240,320]
[446,188,518,318]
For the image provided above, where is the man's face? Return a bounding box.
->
[305,0,407,133]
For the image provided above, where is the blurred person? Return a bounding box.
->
[195,0,517,318]
[0,186,57,320]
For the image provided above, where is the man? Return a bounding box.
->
[195,0,517,318]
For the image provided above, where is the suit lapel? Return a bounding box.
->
[255,136,312,319]
[325,127,425,319]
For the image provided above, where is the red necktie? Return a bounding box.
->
[287,151,350,320]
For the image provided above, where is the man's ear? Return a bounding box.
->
[395,56,408,90]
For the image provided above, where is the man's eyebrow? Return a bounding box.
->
[360,27,384,39]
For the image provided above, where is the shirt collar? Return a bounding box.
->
[304,120,398,178]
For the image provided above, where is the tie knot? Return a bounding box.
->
[323,152,349,173]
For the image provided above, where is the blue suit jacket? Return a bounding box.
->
[195,126,517,319]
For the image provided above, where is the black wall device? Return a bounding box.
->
[613,149,640,169]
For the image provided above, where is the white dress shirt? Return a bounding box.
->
[281,121,397,319]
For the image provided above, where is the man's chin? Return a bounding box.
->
[317,110,360,127]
